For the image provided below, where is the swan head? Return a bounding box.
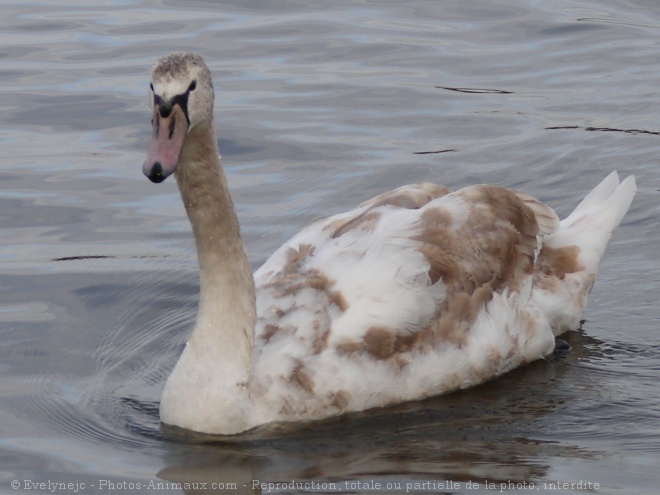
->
[143,52,214,183]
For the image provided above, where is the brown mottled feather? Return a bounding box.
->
[535,245,584,279]
[328,182,452,239]
[414,185,558,347]
[362,182,452,209]
[290,360,315,394]
[260,183,559,381]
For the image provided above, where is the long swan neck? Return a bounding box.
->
[174,122,256,363]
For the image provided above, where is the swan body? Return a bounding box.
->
[143,52,636,435]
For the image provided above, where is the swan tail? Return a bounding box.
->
[557,172,636,274]
[532,172,636,335]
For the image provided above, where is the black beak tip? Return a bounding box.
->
[145,162,167,183]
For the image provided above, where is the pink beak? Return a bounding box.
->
[143,103,189,183]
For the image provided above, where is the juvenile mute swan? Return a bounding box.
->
[143,52,636,436]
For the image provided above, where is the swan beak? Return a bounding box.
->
[143,104,189,183]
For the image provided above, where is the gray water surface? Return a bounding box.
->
[1,1,659,494]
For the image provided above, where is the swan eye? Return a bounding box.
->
[188,80,197,92]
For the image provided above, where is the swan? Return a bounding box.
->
[142,52,636,436]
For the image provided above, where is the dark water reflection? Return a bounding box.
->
[1,0,659,494]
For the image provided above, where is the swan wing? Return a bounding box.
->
[250,182,559,420]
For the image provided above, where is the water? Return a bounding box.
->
[1,0,659,493]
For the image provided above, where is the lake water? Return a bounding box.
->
[1,0,659,493]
